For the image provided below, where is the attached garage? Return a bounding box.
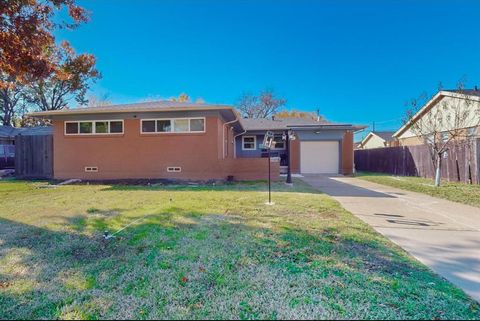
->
[300,141,339,174]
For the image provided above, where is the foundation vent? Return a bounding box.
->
[85,167,98,173]
[167,167,182,173]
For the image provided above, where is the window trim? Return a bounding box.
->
[140,117,206,134]
[64,120,124,136]
[242,135,257,151]
[271,134,286,150]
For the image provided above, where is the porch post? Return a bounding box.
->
[286,130,292,184]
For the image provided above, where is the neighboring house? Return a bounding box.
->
[0,125,53,144]
[28,101,364,181]
[358,131,397,149]
[394,89,480,146]
[0,126,18,145]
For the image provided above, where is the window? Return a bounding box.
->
[140,118,205,134]
[142,120,156,133]
[174,119,189,132]
[6,146,14,157]
[79,122,93,134]
[110,121,123,133]
[242,136,256,150]
[66,122,79,134]
[272,135,285,149]
[65,120,123,135]
[190,118,205,132]
[157,120,171,132]
[95,122,108,134]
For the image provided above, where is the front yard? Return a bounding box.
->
[357,172,480,208]
[0,179,479,319]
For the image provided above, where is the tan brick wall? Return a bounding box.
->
[341,131,354,175]
[290,139,300,174]
[52,117,279,181]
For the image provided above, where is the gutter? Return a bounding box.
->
[26,105,236,118]
[222,116,240,159]
[233,129,248,159]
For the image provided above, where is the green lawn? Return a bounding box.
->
[357,172,480,208]
[0,179,479,320]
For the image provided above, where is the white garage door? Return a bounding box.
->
[300,141,339,174]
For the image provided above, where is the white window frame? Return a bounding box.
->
[242,136,257,150]
[272,134,286,150]
[140,117,206,134]
[64,120,124,136]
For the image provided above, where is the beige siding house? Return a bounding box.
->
[394,89,480,146]
[358,131,397,149]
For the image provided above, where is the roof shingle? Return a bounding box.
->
[27,100,233,117]
[239,117,356,131]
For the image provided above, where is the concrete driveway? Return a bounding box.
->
[301,174,480,302]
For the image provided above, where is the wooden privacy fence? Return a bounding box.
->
[15,135,53,179]
[354,138,480,184]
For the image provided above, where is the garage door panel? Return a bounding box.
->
[300,141,339,174]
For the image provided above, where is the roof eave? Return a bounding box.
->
[26,105,235,118]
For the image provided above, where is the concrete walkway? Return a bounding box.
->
[300,174,480,302]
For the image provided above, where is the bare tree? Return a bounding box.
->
[404,82,480,186]
[87,93,112,107]
[0,75,27,126]
[236,89,286,118]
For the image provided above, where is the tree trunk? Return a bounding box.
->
[435,154,442,187]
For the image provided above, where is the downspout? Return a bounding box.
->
[223,117,240,159]
[233,129,247,159]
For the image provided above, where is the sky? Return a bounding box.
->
[55,0,480,140]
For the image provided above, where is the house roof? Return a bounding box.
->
[0,126,18,138]
[25,101,366,133]
[240,117,365,131]
[0,125,53,138]
[371,131,396,141]
[393,89,480,138]
[359,131,396,148]
[444,89,480,97]
[15,126,53,136]
[26,101,235,117]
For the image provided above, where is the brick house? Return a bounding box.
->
[29,101,363,181]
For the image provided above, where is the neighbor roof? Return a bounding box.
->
[27,100,235,117]
[359,131,396,147]
[371,131,396,141]
[443,89,480,98]
[0,126,53,138]
[394,89,480,138]
[0,126,18,138]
